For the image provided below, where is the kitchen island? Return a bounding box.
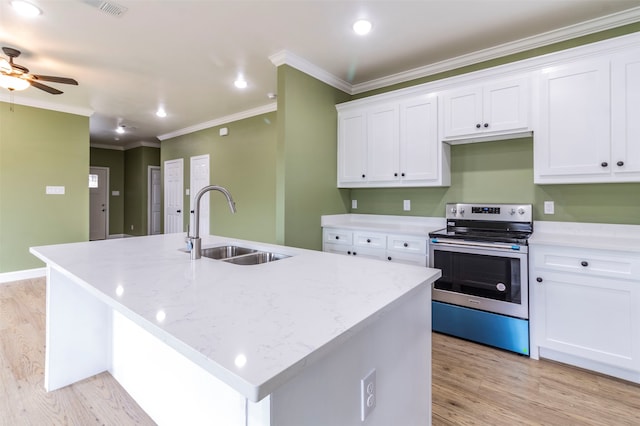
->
[30,233,439,425]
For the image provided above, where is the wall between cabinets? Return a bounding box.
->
[350,138,640,225]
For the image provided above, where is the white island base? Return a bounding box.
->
[43,253,432,425]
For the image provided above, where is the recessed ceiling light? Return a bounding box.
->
[156,108,167,118]
[234,77,247,89]
[353,19,372,36]
[116,126,125,134]
[10,0,42,17]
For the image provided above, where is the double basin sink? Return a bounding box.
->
[198,245,290,265]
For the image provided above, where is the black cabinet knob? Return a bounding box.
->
[387,256,392,261]
[483,123,489,128]
[601,162,608,167]
[361,174,366,178]
[335,236,339,240]
[536,277,543,283]
[401,172,405,177]
[366,239,371,243]
[353,252,357,256]
[581,261,589,267]
[190,210,195,214]
[177,210,181,213]
[476,123,481,129]
[394,173,398,177]
[403,242,409,247]
[347,251,351,255]
[617,161,624,167]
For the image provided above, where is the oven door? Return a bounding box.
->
[429,241,528,319]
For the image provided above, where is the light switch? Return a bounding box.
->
[352,199,357,209]
[403,200,411,211]
[112,190,120,196]
[46,186,65,195]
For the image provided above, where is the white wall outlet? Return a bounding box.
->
[130,225,134,231]
[360,368,376,421]
[186,188,190,196]
[45,185,65,195]
[112,190,120,196]
[544,201,555,214]
[352,199,358,209]
[403,200,411,211]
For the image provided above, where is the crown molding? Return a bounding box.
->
[0,94,94,116]
[157,102,277,141]
[351,6,640,94]
[269,50,352,94]
[90,140,160,151]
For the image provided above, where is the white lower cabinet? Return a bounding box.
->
[530,244,640,382]
[322,228,428,267]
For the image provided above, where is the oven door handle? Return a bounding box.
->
[430,238,522,251]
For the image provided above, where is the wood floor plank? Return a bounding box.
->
[2,278,639,425]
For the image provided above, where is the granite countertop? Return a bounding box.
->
[321,214,446,237]
[530,221,640,253]
[30,233,439,401]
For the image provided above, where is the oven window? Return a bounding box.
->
[433,251,521,303]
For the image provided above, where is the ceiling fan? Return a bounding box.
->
[0,47,78,95]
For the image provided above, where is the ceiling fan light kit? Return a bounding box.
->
[0,46,78,94]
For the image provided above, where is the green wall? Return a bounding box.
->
[161,112,279,244]
[90,147,125,235]
[0,102,89,273]
[124,146,160,236]
[351,139,640,224]
[348,23,640,225]
[276,65,352,249]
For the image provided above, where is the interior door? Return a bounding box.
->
[190,155,210,237]
[164,159,183,234]
[148,166,161,235]
[89,167,108,240]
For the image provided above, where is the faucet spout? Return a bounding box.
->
[189,185,236,260]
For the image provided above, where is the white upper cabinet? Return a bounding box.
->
[611,50,640,179]
[442,76,530,140]
[534,49,640,184]
[337,93,449,188]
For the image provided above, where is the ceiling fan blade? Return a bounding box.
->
[32,74,78,85]
[29,80,63,95]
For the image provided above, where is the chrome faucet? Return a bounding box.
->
[188,185,236,260]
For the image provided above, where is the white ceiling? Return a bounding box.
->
[1,0,640,148]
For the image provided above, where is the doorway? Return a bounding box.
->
[89,166,109,240]
[164,158,183,234]
[190,154,210,237]
[147,166,161,235]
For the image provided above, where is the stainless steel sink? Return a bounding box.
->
[222,251,290,265]
[200,245,257,260]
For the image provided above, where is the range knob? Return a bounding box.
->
[517,208,526,215]
[450,207,457,214]
[509,208,516,215]
[458,208,465,215]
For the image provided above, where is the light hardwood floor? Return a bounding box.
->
[1,277,639,425]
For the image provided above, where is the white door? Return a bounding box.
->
[89,167,109,241]
[148,166,161,235]
[164,159,183,234]
[190,155,210,237]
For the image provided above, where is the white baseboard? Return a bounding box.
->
[108,234,133,239]
[0,267,46,284]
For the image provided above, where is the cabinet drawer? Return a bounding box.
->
[386,251,427,267]
[323,229,352,246]
[532,246,640,280]
[354,232,386,249]
[387,234,427,254]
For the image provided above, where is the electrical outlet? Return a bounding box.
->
[403,200,411,211]
[352,199,358,209]
[130,225,134,231]
[544,201,555,214]
[361,368,376,421]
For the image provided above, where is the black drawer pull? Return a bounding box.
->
[483,123,489,128]
[475,123,481,129]
[581,261,589,267]
[347,251,351,255]
[366,239,371,243]
[335,236,339,240]
[617,161,624,167]
[387,256,392,261]
[601,162,608,167]
[536,277,543,283]
[403,242,409,247]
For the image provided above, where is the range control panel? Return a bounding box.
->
[446,203,532,222]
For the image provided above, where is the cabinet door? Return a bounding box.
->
[611,50,640,179]
[337,110,367,185]
[483,77,529,134]
[367,104,399,183]
[400,96,439,183]
[442,86,483,138]
[534,59,611,183]
[534,271,639,371]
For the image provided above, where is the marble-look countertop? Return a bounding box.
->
[321,214,446,237]
[530,221,640,253]
[30,234,439,402]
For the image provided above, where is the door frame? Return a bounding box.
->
[89,166,109,240]
[190,154,210,237]
[147,165,161,235]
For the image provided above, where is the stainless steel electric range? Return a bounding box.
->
[429,203,533,355]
